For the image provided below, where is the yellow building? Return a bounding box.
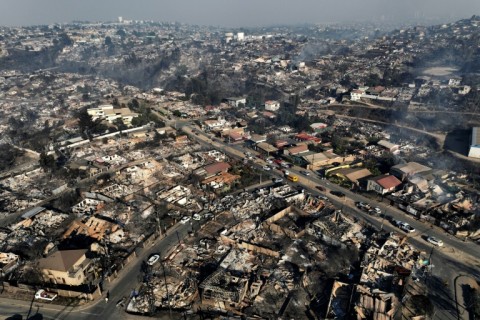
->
[38,249,91,286]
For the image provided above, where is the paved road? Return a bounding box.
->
[183,125,480,320]
[2,122,478,319]
[0,221,197,320]
[183,124,479,265]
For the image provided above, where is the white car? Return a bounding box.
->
[181,216,191,224]
[399,222,415,233]
[426,236,444,247]
[273,177,284,183]
[204,212,214,219]
[35,289,58,301]
[373,207,382,214]
[193,213,201,221]
[263,165,271,171]
[147,254,160,265]
[355,202,366,208]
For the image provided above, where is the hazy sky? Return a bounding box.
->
[1,0,479,27]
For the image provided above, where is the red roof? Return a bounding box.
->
[204,105,217,111]
[371,175,402,189]
[295,133,321,142]
[204,162,231,175]
[275,140,289,148]
[287,144,309,155]
[229,132,244,141]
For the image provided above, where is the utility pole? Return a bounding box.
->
[176,230,181,245]
[160,255,173,318]
[380,211,385,231]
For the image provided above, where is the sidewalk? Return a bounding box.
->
[0,222,184,313]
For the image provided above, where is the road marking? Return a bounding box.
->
[80,311,101,315]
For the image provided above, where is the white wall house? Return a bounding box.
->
[264,100,280,112]
[350,89,365,101]
[87,104,138,126]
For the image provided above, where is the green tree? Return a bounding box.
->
[365,73,382,87]
[116,29,126,40]
[127,98,140,111]
[104,36,113,46]
[113,118,127,131]
[77,109,94,133]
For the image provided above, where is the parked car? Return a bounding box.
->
[147,254,160,265]
[315,185,325,192]
[204,212,214,220]
[355,201,366,208]
[392,219,402,227]
[35,289,57,301]
[426,236,444,247]
[380,213,393,222]
[330,190,345,197]
[263,165,271,171]
[193,213,202,221]
[181,216,191,224]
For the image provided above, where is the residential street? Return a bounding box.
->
[0,123,478,320]
[0,221,197,320]
[184,124,480,320]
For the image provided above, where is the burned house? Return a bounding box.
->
[199,268,250,310]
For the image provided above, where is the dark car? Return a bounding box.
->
[315,185,326,192]
[330,190,345,197]
[379,214,393,222]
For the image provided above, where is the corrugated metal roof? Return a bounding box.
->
[21,206,46,219]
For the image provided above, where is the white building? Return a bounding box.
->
[237,32,245,41]
[225,97,246,108]
[448,77,461,86]
[203,117,228,130]
[458,85,471,95]
[87,104,138,126]
[350,89,365,101]
[468,127,480,158]
[264,100,280,112]
[225,32,233,44]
